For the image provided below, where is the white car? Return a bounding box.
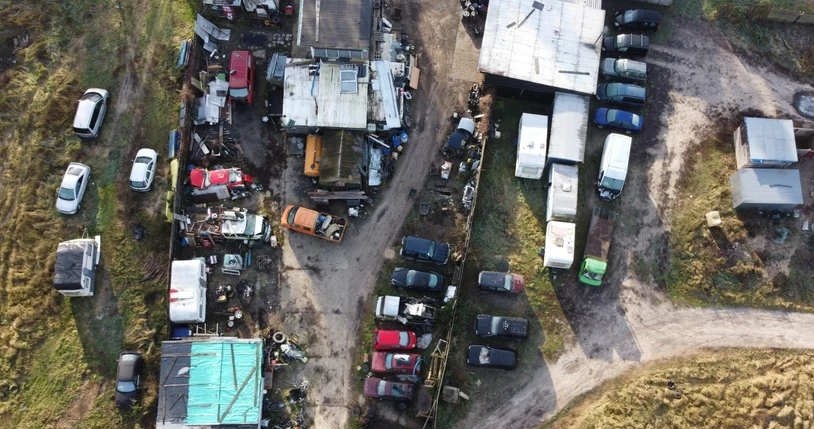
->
[72,88,109,139]
[56,162,91,215]
[128,148,158,191]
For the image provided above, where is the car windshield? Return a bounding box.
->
[376,381,386,396]
[630,114,641,127]
[398,331,409,346]
[130,180,146,189]
[57,186,75,200]
[230,88,249,98]
[503,275,512,291]
[134,156,152,164]
[606,109,619,122]
[117,380,136,393]
[600,176,625,191]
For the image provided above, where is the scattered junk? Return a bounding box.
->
[441,386,470,404]
[268,331,309,364]
[440,161,453,180]
[443,116,476,159]
[375,295,437,330]
[132,224,146,241]
[189,166,260,203]
[460,0,488,36]
[772,226,791,244]
[461,181,475,212]
[280,204,349,243]
[221,253,244,275]
[53,235,101,297]
[178,206,272,247]
[215,283,234,303]
[705,210,723,228]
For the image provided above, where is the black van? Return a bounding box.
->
[613,9,662,31]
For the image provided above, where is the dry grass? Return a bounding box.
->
[543,349,814,429]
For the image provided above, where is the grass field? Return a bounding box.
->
[542,348,814,429]
[0,1,191,427]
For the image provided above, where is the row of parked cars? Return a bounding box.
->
[56,89,159,216]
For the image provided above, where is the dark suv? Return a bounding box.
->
[474,314,529,338]
[466,345,517,370]
[613,9,662,32]
[400,236,450,265]
[602,34,649,58]
[596,83,646,108]
[115,351,144,409]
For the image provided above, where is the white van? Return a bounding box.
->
[169,258,207,324]
[596,133,632,200]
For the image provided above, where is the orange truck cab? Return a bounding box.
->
[281,204,347,243]
[229,50,255,104]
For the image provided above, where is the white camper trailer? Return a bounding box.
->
[169,258,208,324]
[544,221,576,269]
[546,163,579,222]
[514,113,549,179]
[548,92,589,165]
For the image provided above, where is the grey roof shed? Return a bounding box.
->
[730,168,803,211]
[734,117,798,169]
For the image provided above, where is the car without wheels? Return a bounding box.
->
[390,267,445,292]
[474,314,529,339]
[477,271,525,294]
[465,345,517,370]
[364,376,415,401]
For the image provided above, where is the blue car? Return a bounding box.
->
[593,107,643,134]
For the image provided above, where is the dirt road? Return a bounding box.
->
[276,2,471,427]
[456,17,814,429]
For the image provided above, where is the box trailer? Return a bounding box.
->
[169,258,207,324]
[514,113,549,179]
[543,221,575,269]
[546,163,578,222]
[53,235,101,297]
[548,92,589,165]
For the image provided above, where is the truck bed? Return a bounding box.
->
[584,210,614,260]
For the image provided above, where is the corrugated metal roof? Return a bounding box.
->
[282,60,369,129]
[730,168,803,209]
[548,92,589,163]
[295,0,371,56]
[743,117,797,163]
[479,0,605,95]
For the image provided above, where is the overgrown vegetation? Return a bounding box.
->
[542,349,814,429]
[0,1,191,426]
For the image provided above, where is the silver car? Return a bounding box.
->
[72,88,109,139]
[128,148,158,191]
[56,162,91,215]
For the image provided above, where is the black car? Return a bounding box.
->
[391,267,445,292]
[602,34,649,58]
[474,314,529,339]
[400,236,451,265]
[465,345,517,370]
[115,351,144,408]
[613,9,662,32]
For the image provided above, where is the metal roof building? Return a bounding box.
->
[734,117,798,169]
[478,0,606,94]
[156,337,264,429]
[294,0,372,57]
[282,59,370,130]
[730,168,803,211]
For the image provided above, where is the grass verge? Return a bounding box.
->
[542,348,814,429]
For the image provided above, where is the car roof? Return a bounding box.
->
[72,89,108,128]
[130,162,149,181]
[229,50,252,88]
[117,352,141,380]
[62,163,89,186]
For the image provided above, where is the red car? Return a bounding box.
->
[371,352,422,375]
[374,329,417,351]
[189,167,254,190]
[364,376,415,401]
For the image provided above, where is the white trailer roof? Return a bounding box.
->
[517,113,549,166]
[544,221,576,269]
[169,259,206,323]
[548,92,590,164]
[743,117,797,163]
[546,163,579,222]
[282,60,369,129]
[479,0,605,94]
[730,168,803,210]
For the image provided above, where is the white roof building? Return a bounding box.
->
[734,117,798,169]
[478,0,605,94]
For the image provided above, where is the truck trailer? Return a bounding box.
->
[578,209,615,287]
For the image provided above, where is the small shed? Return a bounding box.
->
[734,117,798,169]
[548,92,589,165]
[514,113,549,179]
[546,163,579,222]
[730,168,803,211]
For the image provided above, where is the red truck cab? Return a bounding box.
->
[229,50,255,104]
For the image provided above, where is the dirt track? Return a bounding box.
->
[456,16,814,429]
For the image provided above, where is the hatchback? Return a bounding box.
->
[477,271,525,294]
[72,88,109,139]
[115,351,144,409]
[400,236,451,265]
[593,107,643,133]
[56,162,91,215]
[128,148,158,191]
[596,83,646,108]
[602,34,649,57]
[466,345,517,370]
[373,329,417,351]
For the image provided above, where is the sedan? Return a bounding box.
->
[466,345,517,370]
[593,108,643,134]
[374,329,417,351]
[128,148,158,191]
[371,351,422,375]
[72,88,109,139]
[477,271,525,294]
[391,267,445,292]
[474,314,529,339]
[115,351,144,409]
[364,376,415,401]
[56,162,91,215]
[400,235,451,265]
